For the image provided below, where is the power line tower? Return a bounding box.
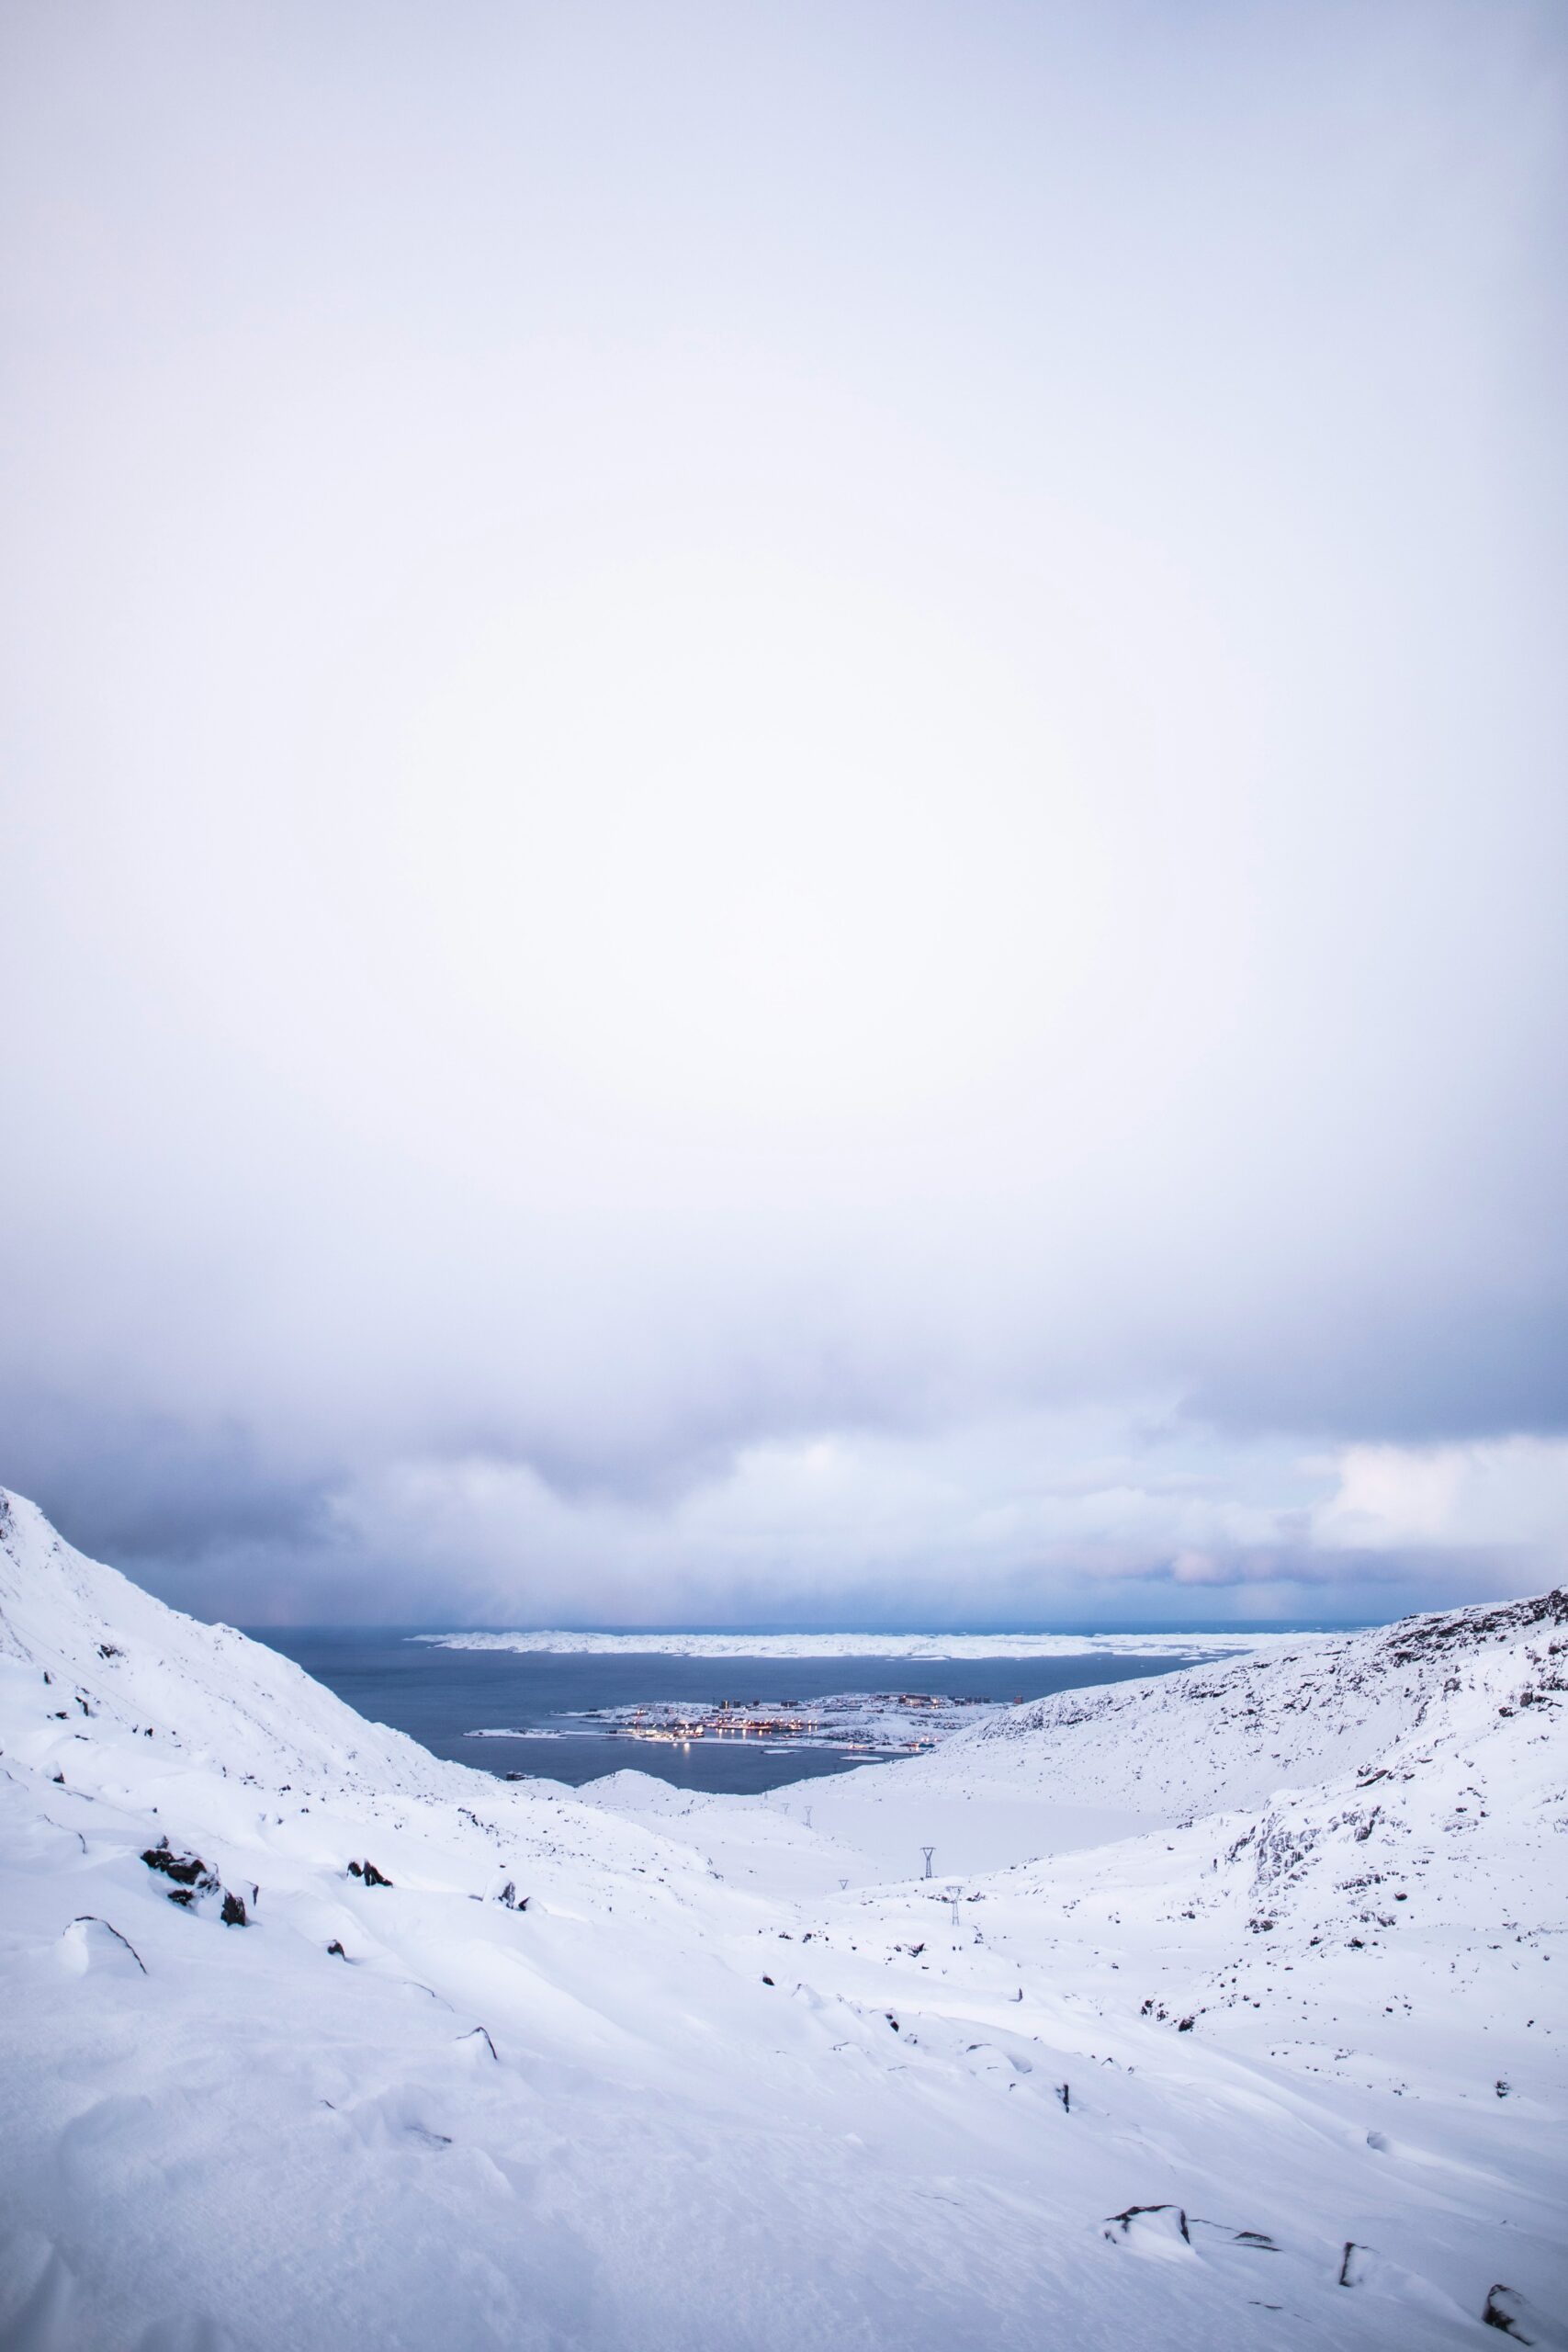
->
[921,1846,935,1879]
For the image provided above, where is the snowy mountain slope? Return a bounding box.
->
[910,1595,1566,1819]
[612,1592,1566,2064]
[612,1600,1563,1899]
[0,1487,717,1906]
[2,1489,1564,2351]
[976,1592,1568,2093]
[573,1589,1568,2337]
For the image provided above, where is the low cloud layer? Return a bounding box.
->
[27,1409,1560,1634]
[3,1,1565,1626]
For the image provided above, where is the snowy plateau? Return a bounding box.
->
[0,1487,1564,2352]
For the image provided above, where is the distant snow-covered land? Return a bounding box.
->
[416,1626,1291,1659]
[2,1485,1563,2349]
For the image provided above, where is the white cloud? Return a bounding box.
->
[1313,1438,1568,1568]
[294,1406,1315,1626]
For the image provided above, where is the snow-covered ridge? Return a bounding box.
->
[0,1487,701,1885]
[413,1625,1300,1659]
[912,1589,1568,1818]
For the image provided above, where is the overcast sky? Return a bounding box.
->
[3,0,1565,1628]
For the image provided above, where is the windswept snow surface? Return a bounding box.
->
[2,1488,1564,2351]
[417,1627,1282,1658]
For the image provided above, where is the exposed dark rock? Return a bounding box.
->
[1483,2284,1539,2339]
[220,1891,248,1927]
[1103,2205,1190,2244]
[1190,2220,1279,2254]
[141,1840,217,1891]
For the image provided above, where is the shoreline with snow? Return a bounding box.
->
[468,1688,1003,1756]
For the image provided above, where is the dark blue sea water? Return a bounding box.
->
[251,1631,1202,1794]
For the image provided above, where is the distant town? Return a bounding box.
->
[572,1690,1004,1755]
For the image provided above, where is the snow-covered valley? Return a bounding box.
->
[1,1486,1563,2351]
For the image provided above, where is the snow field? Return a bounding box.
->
[1,1489,1563,2349]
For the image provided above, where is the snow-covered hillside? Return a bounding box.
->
[891,1595,1568,2095]
[924,1596,1567,1816]
[2,1488,1563,2351]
